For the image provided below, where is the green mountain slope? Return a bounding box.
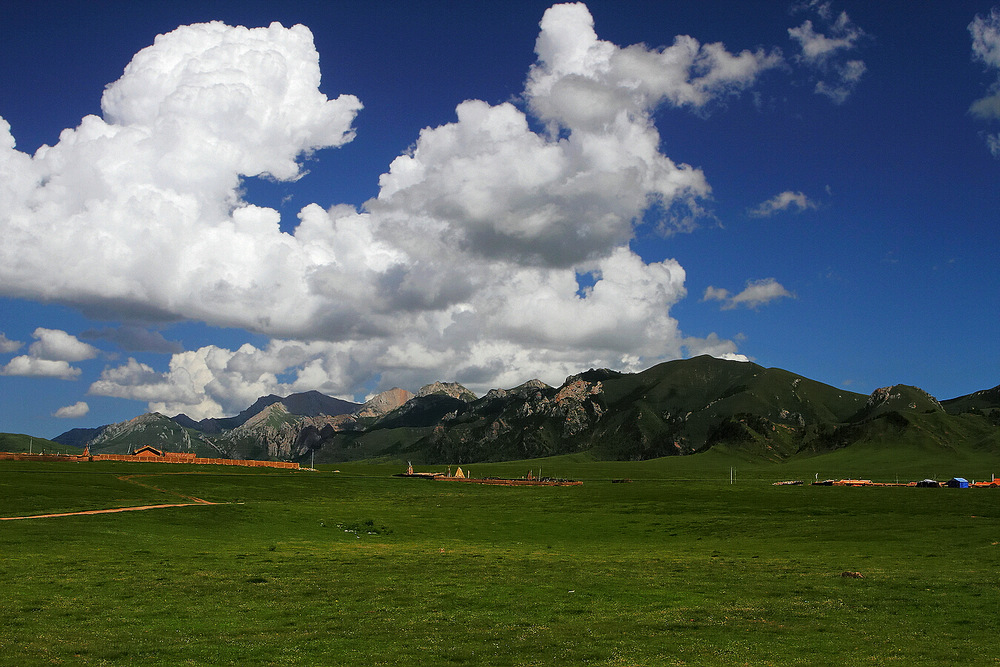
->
[87,413,221,457]
[343,356,999,465]
[942,384,1000,422]
[39,356,1000,466]
[589,356,867,459]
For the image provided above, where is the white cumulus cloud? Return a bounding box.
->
[527,2,782,123]
[0,21,362,333]
[1,356,82,380]
[986,132,1000,157]
[53,401,90,418]
[0,333,22,353]
[971,7,1000,70]
[749,190,819,217]
[704,278,795,310]
[0,328,96,379]
[789,2,868,103]
[683,332,750,362]
[2,5,782,418]
[970,7,1000,157]
[28,327,99,362]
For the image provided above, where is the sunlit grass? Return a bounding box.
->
[1,460,998,665]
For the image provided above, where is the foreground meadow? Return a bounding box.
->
[1,458,998,665]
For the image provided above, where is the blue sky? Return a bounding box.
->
[2,0,999,439]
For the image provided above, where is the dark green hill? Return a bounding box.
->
[589,356,866,459]
[312,427,433,464]
[51,426,107,448]
[846,384,944,422]
[368,356,870,463]
[797,409,1000,465]
[372,394,468,430]
[0,433,82,455]
[334,357,1000,465]
[942,384,1000,422]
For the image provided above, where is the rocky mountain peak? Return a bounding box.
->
[357,387,414,418]
[242,402,290,429]
[516,379,551,392]
[417,381,477,402]
[867,385,942,411]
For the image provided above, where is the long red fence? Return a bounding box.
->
[0,452,298,469]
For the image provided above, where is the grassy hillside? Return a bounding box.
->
[88,413,221,457]
[1,458,999,665]
[943,384,1000,421]
[314,427,432,463]
[0,433,81,455]
[591,356,867,459]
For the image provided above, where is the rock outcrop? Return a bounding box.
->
[356,388,414,419]
[417,382,477,402]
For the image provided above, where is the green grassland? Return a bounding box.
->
[2,456,999,666]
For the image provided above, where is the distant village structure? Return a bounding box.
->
[788,476,999,488]
[396,463,582,486]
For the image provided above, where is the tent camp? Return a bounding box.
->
[946,477,970,489]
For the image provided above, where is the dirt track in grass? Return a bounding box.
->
[0,502,216,520]
[0,472,217,521]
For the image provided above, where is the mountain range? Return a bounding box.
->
[52,356,1000,464]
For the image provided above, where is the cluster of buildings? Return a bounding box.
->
[795,477,1000,488]
[398,463,582,486]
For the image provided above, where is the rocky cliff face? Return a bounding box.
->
[422,375,607,462]
[356,388,414,418]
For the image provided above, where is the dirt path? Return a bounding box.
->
[0,503,214,521]
[116,473,214,504]
[0,472,217,521]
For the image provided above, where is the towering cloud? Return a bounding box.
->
[1,5,780,417]
[0,21,362,332]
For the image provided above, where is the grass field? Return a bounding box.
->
[1,455,999,665]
